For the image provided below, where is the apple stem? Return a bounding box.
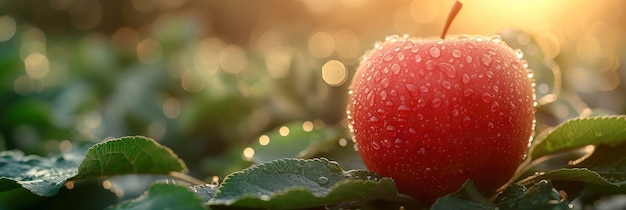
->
[440,0,463,39]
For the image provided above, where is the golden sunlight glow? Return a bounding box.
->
[258,135,270,146]
[219,45,247,74]
[242,147,255,160]
[0,16,16,42]
[279,126,290,137]
[302,121,314,132]
[308,32,335,59]
[24,53,50,79]
[137,38,163,64]
[321,60,347,86]
[265,47,291,78]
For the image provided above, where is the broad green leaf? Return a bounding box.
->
[191,184,219,202]
[531,116,626,160]
[107,183,205,210]
[250,122,341,163]
[495,181,569,210]
[208,158,397,209]
[74,136,187,179]
[431,180,494,210]
[0,150,82,196]
[521,144,626,192]
[0,136,188,197]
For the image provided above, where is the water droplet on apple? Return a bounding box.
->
[491,101,500,112]
[386,125,396,131]
[425,60,436,70]
[487,122,495,130]
[367,91,375,106]
[397,52,405,61]
[390,89,398,96]
[452,50,462,58]
[417,97,426,108]
[386,101,394,107]
[394,138,403,148]
[373,71,381,82]
[464,41,477,49]
[463,116,471,127]
[490,35,502,43]
[514,49,524,59]
[420,85,429,93]
[438,62,456,78]
[465,56,472,64]
[486,71,494,78]
[402,41,414,49]
[481,54,493,67]
[431,98,442,108]
[370,116,380,123]
[464,88,474,96]
[414,54,422,63]
[411,46,419,53]
[391,63,401,74]
[397,104,411,117]
[481,92,492,103]
[383,52,394,62]
[442,81,451,90]
[452,109,459,117]
[380,91,388,100]
[381,78,390,88]
[462,73,470,84]
[493,85,499,92]
[405,84,419,96]
[429,47,440,58]
[377,108,387,118]
[372,142,380,150]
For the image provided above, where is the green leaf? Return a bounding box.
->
[107,183,205,210]
[521,144,626,192]
[208,158,397,209]
[0,136,188,197]
[531,116,626,160]
[191,184,219,202]
[495,181,569,210]
[250,121,341,163]
[0,150,82,196]
[431,180,494,210]
[74,136,188,179]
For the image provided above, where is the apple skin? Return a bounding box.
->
[347,35,535,204]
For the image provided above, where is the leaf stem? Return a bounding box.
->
[169,171,207,185]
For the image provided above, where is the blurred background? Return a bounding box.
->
[0,0,625,207]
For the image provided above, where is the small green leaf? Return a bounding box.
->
[74,136,187,179]
[0,150,82,196]
[107,183,205,210]
[251,121,341,163]
[531,116,626,160]
[208,158,397,209]
[495,181,569,210]
[431,180,494,210]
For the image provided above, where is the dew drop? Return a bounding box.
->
[481,54,493,67]
[397,52,405,61]
[380,91,388,100]
[464,41,477,49]
[420,85,429,93]
[414,54,423,63]
[397,105,411,117]
[317,176,329,185]
[485,71,494,79]
[490,35,502,43]
[383,139,392,148]
[491,101,500,112]
[514,49,524,59]
[425,60,436,70]
[452,109,459,117]
[438,62,456,78]
[386,125,396,131]
[383,52,394,62]
[463,88,474,96]
[465,56,473,63]
[377,108,387,118]
[417,98,426,108]
[492,85,499,92]
[402,41,414,49]
[367,91,375,106]
[431,98,442,108]
[391,63,401,75]
[381,78,390,88]
[442,81,451,90]
[373,71,381,82]
[462,73,470,85]
[411,46,419,53]
[405,84,419,96]
[390,89,398,96]
[481,92,492,103]
[386,101,394,107]
[511,61,521,69]
[452,50,462,58]
[394,138,403,148]
[463,116,471,127]
[487,122,495,129]
[370,116,380,122]
[429,47,440,58]
[372,142,380,150]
